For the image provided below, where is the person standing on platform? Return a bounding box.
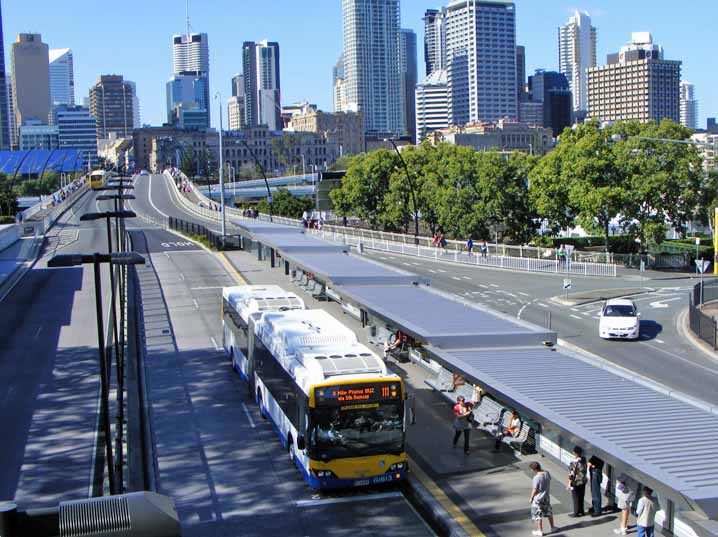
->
[529,461,556,537]
[635,487,658,537]
[588,455,604,516]
[567,446,587,517]
[451,396,471,454]
[613,475,634,535]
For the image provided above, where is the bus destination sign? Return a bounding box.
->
[315,382,401,406]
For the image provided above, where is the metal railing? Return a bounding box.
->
[167,216,242,250]
[688,280,718,350]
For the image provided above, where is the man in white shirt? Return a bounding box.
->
[635,486,658,537]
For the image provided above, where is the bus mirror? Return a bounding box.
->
[297,436,306,450]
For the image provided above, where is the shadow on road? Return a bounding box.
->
[639,319,663,340]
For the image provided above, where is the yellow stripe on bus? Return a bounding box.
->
[408,456,486,537]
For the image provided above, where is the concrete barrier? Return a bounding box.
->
[0,224,20,252]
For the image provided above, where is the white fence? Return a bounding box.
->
[164,172,617,277]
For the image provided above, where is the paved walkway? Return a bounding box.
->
[0,236,42,295]
[223,248,631,537]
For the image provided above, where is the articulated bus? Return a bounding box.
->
[222,285,408,489]
[89,170,107,188]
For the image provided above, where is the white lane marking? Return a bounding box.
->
[296,491,403,508]
[452,276,462,281]
[437,269,447,273]
[402,262,412,267]
[33,326,43,339]
[210,336,221,351]
[518,292,530,297]
[655,339,665,344]
[193,298,199,309]
[148,175,170,219]
[462,276,472,280]
[582,311,592,316]
[490,284,499,288]
[190,286,223,290]
[428,269,437,274]
[570,314,583,320]
[571,308,580,312]
[412,262,421,266]
[479,284,488,289]
[505,292,517,298]
[518,304,528,318]
[179,272,185,281]
[241,403,256,428]
[638,342,718,376]
[538,303,549,308]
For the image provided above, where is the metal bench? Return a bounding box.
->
[495,411,537,455]
[472,397,504,433]
[308,280,328,301]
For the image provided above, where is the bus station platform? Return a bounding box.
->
[224,216,718,537]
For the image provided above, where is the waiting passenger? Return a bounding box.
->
[493,410,521,452]
[613,475,634,535]
[635,487,658,537]
[568,446,588,517]
[529,461,556,536]
[451,395,472,454]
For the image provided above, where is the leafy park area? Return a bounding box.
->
[328,119,714,254]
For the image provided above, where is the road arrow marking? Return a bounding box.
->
[649,297,682,309]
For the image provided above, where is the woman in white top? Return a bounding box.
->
[494,411,521,451]
[613,475,635,535]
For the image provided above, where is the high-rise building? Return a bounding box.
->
[0,2,9,150]
[342,0,402,135]
[49,48,75,106]
[127,80,141,128]
[166,72,208,129]
[5,81,16,148]
[708,118,717,134]
[400,29,418,141]
[54,104,98,165]
[11,33,51,128]
[516,45,526,99]
[528,70,572,136]
[559,10,597,117]
[445,0,517,125]
[89,75,135,140]
[19,122,58,150]
[587,33,681,124]
[231,73,243,97]
[415,69,449,143]
[242,40,281,131]
[172,32,210,126]
[680,81,698,130]
[423,8,446,76]
[227,96,245,130]
[333,55,347,113]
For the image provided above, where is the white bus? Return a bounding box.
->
[222,285,305,382]
[246,307,408,489]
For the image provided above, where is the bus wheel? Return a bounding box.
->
[257,390,267,420]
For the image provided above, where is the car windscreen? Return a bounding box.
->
[603,305,636,317]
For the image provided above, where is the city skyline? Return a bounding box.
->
[2,0,716,129]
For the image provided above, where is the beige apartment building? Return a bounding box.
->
[289,110,364,156]
[11,34,51,129]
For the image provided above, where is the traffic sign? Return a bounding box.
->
[563,278,572,290]
[696,259,710,274]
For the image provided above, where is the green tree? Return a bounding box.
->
[616,120,702,247]
[256,188,312,219]
[329,149,397,229]
[238,163,262,180]
[272,135,301,173]
[0,174,18,216]
[329,155,355,172]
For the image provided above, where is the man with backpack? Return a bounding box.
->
[568,446,588,517]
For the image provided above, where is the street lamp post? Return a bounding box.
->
[384,138,420,245]
[215,92,226,240]
[48,252,146,495]
[239,139,273,222]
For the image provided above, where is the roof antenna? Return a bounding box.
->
[185,0,191,35]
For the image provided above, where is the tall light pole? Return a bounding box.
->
[239,139,273,222]
[215,92,226,240]
[384,138,420,244]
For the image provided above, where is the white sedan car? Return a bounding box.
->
[599,298,640,340]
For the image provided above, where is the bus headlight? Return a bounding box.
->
[312,469,337,478]
[389,462,406,471]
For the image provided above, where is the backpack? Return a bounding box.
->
[570,458,587,487]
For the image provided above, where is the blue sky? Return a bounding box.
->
[3,0,716,129]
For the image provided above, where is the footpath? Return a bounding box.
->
[222,247,628,537]
[0,234,43,302]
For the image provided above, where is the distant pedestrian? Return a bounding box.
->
[433,232,439,248]
[465,237,474,255]
[529,462,556,537]
[635,487,658,537]
[439,233,447,253]
[451,396,472,454]
[613,475,634,535]
[493,410,521,452]
[480,239,488,258]
[342,215,348,227]
[557,244,567,268]
[568,446,587,517]
[588,455,604,516]
[302,211,309,227]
